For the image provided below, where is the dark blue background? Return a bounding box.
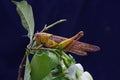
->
[0,0,120,80]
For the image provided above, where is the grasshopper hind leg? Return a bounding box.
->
[57,31,84,49]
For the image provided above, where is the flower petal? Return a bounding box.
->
[79,71,93,80]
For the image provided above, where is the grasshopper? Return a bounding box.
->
[32,31,100,55]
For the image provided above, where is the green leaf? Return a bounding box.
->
[61,51,75,68]
[42,73,53,80]
[12,0,34,41]
[31,50,60,80]
[24,56,31,80]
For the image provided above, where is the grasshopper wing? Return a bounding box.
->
[50,33,100,56]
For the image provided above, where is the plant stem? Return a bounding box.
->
[40,19,66,32]
[46,19,66,30]
[17,54,26,80]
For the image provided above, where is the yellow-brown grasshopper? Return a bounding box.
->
[33,31,100,56]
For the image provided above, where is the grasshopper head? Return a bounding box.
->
[34,32,52,43]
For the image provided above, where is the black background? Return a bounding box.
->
[0,0,120,80]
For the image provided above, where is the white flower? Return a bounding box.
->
[79,71,93,80]
[75,63,84,71]
[65,63,93,80]
[65,63,83,79]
